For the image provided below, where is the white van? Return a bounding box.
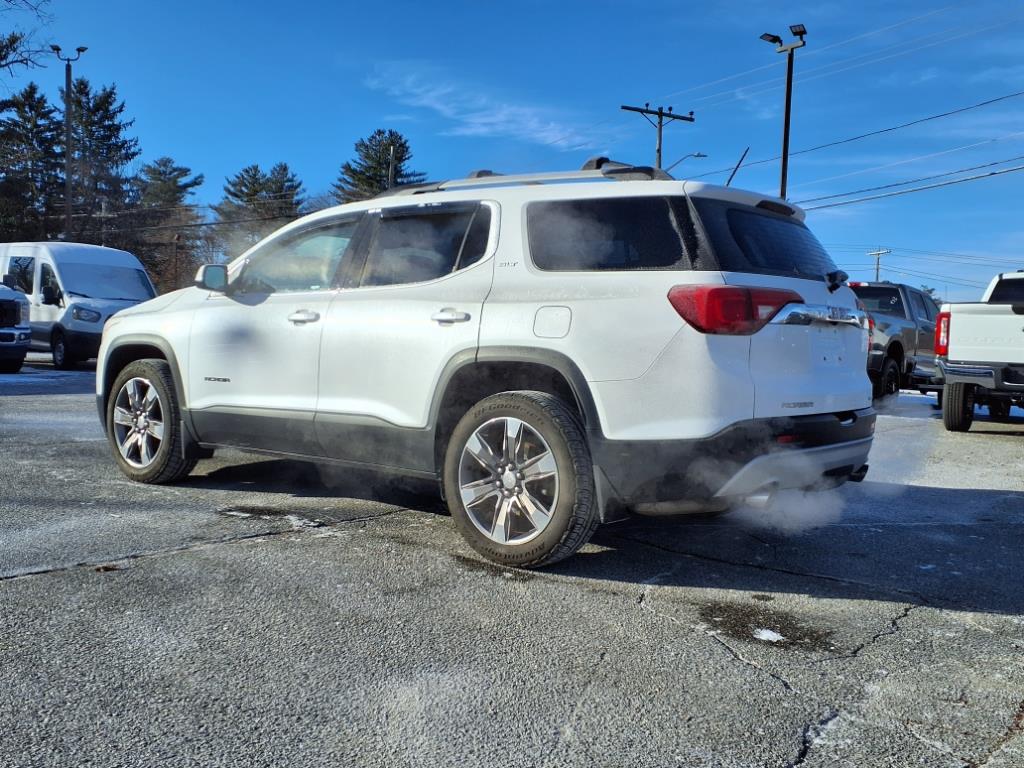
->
[0,242,156,369]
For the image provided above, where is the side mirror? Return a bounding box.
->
[195,264,229,292]
[2,274,16,290]
[41,285,59,305]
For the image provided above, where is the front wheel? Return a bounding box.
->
[52,330,78,370]
[106,359,197,483]
[443,391,598,568]
[942,383,975,432]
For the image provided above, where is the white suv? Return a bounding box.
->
[96,159,874,567]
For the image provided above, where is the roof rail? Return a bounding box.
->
[373,159,675,198]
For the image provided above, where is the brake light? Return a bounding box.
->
[935,311,951,356]
[667,285,803,335]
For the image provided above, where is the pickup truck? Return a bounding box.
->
[849,282,942,399]
[937,272,1024,431]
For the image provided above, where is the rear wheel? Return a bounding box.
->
[942,383,975,432]
[873,357,900,400]
[52,330,77,370]
[443,390,598,568]
[988,400,1011,422]
[106,359,197,483]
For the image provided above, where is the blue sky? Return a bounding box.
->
[7,0,1024,299]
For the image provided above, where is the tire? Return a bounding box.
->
[942,383,975,432]
[443,390,598,568]
[106,358,197,484]
[0,357,24,373]
[873,357,900,400]
[988,400,1012,422]
[52,330,77,370]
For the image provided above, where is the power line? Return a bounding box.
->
[689,88,1024,181]
[825,243,1024,264]
[803,162,1024,210]
[794,153,1024,204]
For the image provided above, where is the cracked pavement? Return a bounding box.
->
[2,361,1023,767]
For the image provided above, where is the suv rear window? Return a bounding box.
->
[527,197,689,271]
[850,285,906,318]
[988,278,1024,303]
[691,198,837,280]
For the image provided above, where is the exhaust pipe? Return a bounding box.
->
[744,484,777,509]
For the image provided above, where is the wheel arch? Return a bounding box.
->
[430,347,602,474]
[100,335,188,437]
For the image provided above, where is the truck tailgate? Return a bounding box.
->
[948,303,1024,364]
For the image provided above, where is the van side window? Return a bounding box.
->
[41,263,60,297]
[8,256,34,293]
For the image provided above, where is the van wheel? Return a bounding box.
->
[942,383,975,432]
[988,400,1011,422]
[52,330,77,370]
[443,391,598,568]
[873,357,900,400]
[106,359,197,484]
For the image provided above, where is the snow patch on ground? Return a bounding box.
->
[753,628,786,643]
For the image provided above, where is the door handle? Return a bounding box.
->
[431,308,471,324]
[288,309,321,324]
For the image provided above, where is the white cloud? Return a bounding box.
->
[366,62,601,151]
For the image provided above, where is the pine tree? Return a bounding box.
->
[333,129,425,202]
[137,156,204,208]
[0,81,62,239]
[212,162,305,257]
[62,78,141,244]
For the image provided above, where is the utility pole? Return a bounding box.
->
[620,103,695,169]
[387,144,396,189]
[867,247,891,282]
[760,25,806,199]
[51,44,87,241]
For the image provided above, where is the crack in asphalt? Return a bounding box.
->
[0,510,401,583]
[786,709,839,768]
[972,698,1024,768]
[903,721,971,766]
[608,532,935,606]
[817,604,920,663]
[636,565,798,694]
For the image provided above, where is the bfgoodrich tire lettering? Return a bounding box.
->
[443,390,598,568]
[106,358,197,483]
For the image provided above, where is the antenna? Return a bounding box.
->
[725,147,750,187]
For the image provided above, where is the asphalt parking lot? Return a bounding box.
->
[2,354,1023,768]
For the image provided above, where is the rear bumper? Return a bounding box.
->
[590,408,875,505]
[939,360,1024,392]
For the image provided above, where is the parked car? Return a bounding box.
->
[95,158,874,568]
[937,271,1024,431]
[848,281,942,399]
[0,279,31,373]
[0,242,156,369]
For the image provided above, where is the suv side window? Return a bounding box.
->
[527,197,690,271]
[233,215,362,294]
[359,203,486,287]
[8,256,34,294]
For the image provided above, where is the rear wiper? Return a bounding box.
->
[825,270,848,294]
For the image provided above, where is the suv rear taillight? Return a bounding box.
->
[667,285,803,335]
[935,311,951,356]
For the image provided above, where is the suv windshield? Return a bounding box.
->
[691,197,837,280]
[988,278,1024,303]
[57,263,155,301]
[850,285,906,318]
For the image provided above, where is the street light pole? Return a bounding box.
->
[760,25,806,199]
[51,44,87,241]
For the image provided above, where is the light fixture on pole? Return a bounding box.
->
[760,24,806,199]
[51,44,88,240]
[664,152,708,173]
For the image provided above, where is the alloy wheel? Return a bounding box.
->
[111,377,165,468]
[458,416,559,545]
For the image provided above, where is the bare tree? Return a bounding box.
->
[0,1,52,76]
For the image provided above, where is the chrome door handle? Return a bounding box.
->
[288,310,320,324]
[431,308,471,324]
